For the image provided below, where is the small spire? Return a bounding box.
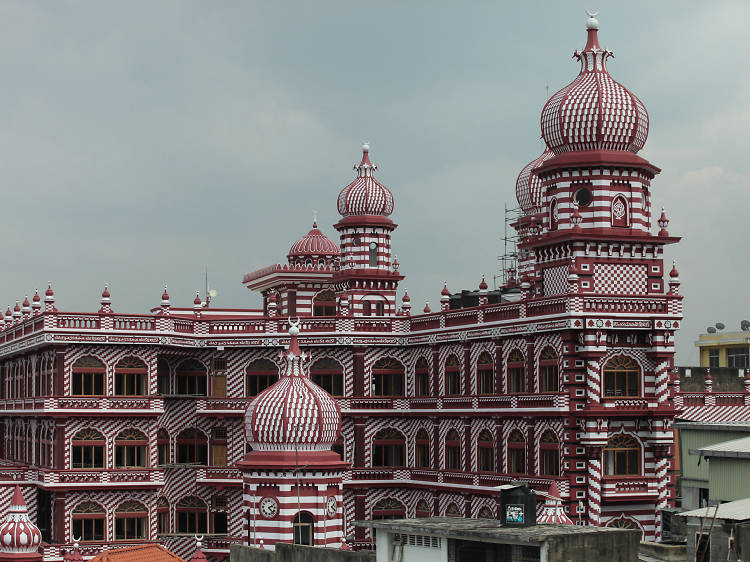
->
[288,319,302,357]
[45,283,54,298]
[658,207,670,237]
[193,292,203,309]
[401,290,411,303]
[669,260,679,279]
[479,275,488,291]
[101,284,111,300]
[354,142,377,177]
[162,284,170,302]
[441,282,450,297]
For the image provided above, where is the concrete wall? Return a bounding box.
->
[230,543,376,562]
[545,529,640,562]
[709,457,750,502]
[681,516,750,562]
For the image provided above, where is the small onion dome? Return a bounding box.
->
[337,144,395,218]
[0,485,43,559]
[44,284,53,297]
[441,283,450,297]
[287,221,340,259]
[31,291,40,305]
[245,324,341,451]
[423,302,431,313]
[101,285,111,300]
[479,276,488,291]
[669,261,679,279]
[21,297,30,310]
[541,14,649,155]
[537,482,573,525]
[515,150,554,213]
[193,292,202,308]
[161,285,170,304]
[401,291,411,303]
[189,538,208,562]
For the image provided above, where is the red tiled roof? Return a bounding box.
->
[89,544,185,562]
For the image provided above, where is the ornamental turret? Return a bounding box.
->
[0,485,42,561]
[333,144,403,316]
[239,322,347,550]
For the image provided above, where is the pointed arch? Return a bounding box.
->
[71,356,105,396]
[372,428,405,467]
[415,429,431,468]
[175,358,207,396]
[445,429,462,470]
[414,356,430,396]
[611,195,629,227]
[539,347,559,392]
[372,498,405,520]
[310,357,343,396]
[372,357,404,396]
[508,349,526,393]
[444,354,461,396]
[246,358,279,397]
[477,429,494,472]
[508,429,526,474]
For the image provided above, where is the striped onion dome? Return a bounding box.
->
[244,324,341,451]
[0,485,42,560]
[515,149,554,213]
[337,144,394,218]
[287,221,340,259]
[536,482,573,525]
[540,14,649,155]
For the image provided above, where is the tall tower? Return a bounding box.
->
[238,323,348,550]
[333,144,404,316]
[514,13,681,536]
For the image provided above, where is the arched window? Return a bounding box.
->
[115,428,148,468]
[369,242,378,267]
[415,429,430,468]
[477,352,494,395]
[72,501,105,542]
[176,496,208,535]
[72,428,105,469]
[603,356,640,398]
[477,429,494,472]
[550,199,559,231]
[157,497,170,535]
[246,359,278,397]
[310,358,343,396]
[212,495,228,535]
[508,350,526,393]
[607,517,643,540]
[539,348,559,392]
[604,434,641,476]
[372,429,405,467]
[72,356,105,396]
[415,499,431,518]
[362,301,372,316]
[114,357,147,396]
[372,499,405,520]
[611,196,628,228]
[508,430,526,474]
[445,503,462,518]
[313,290,336,317]
[115,500,147,540]
[444,355,461,396]
[157,358,170,395]
[176,428,208,465]
[414,357,430,396]
[477,506,495,519]
[539,430,559,476]
[372,358,404,397]
[210,427,228,467]
[157,429,170,466]
[293,512,315,545]
[445,430,461,470]
[175,359,207,396]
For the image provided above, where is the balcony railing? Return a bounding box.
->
[339,393,568,412]
[42,468,164,486]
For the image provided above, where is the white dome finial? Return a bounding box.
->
[362,141,370,152]
[585,10,599,30]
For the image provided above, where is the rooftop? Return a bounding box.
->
[88,544,185,562]
[357,517,635,545]
[675,421,750,432]
[690,435,750,458]
[680,498,750,521]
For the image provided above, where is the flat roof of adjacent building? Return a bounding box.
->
[357,517,635,545]
[680,498,750,521]
[689,435,750,459]
[675,421,750,432]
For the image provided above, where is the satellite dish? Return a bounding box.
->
[715,322,725,330]
[741,320,750,331]
[707,327,716,334]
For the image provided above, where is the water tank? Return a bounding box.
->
[500,482,536,527]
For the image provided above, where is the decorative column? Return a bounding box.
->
[585,445,603,527]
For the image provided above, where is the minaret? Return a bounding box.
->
[238,322,348,550]
[333,144,404,316]
[0,485,42,561]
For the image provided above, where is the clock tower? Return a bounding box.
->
[238,322,348,550]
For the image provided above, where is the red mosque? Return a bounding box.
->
[0,13,741,561]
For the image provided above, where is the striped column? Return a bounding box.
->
[586,356,603,404]
[586,446,602,527]
[654,360,671,405]
[653,445,670,542]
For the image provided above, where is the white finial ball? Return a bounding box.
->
[362,142,370,152]
[585,11,599,30]
[289,324,300,337]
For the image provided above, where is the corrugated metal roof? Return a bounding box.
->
[690,435,750,458]
[680,498,750,521]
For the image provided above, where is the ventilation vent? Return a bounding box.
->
[393,533,440,548]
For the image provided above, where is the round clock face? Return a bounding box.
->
[326,496,337,518]
[259,497,278,519]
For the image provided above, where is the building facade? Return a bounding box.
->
[0,14,703,560]
[695,330,750,370]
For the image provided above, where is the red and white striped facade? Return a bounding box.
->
[0,12,737,561]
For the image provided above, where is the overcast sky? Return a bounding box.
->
[0,1,747,364]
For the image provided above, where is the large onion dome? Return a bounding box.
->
[287,221,340,260]
[541,14,649,155]
[244,323,341,451]
[337,144,394,218]
[537,482,573,525]
[515,149,554,213]
[0,486,42,561]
